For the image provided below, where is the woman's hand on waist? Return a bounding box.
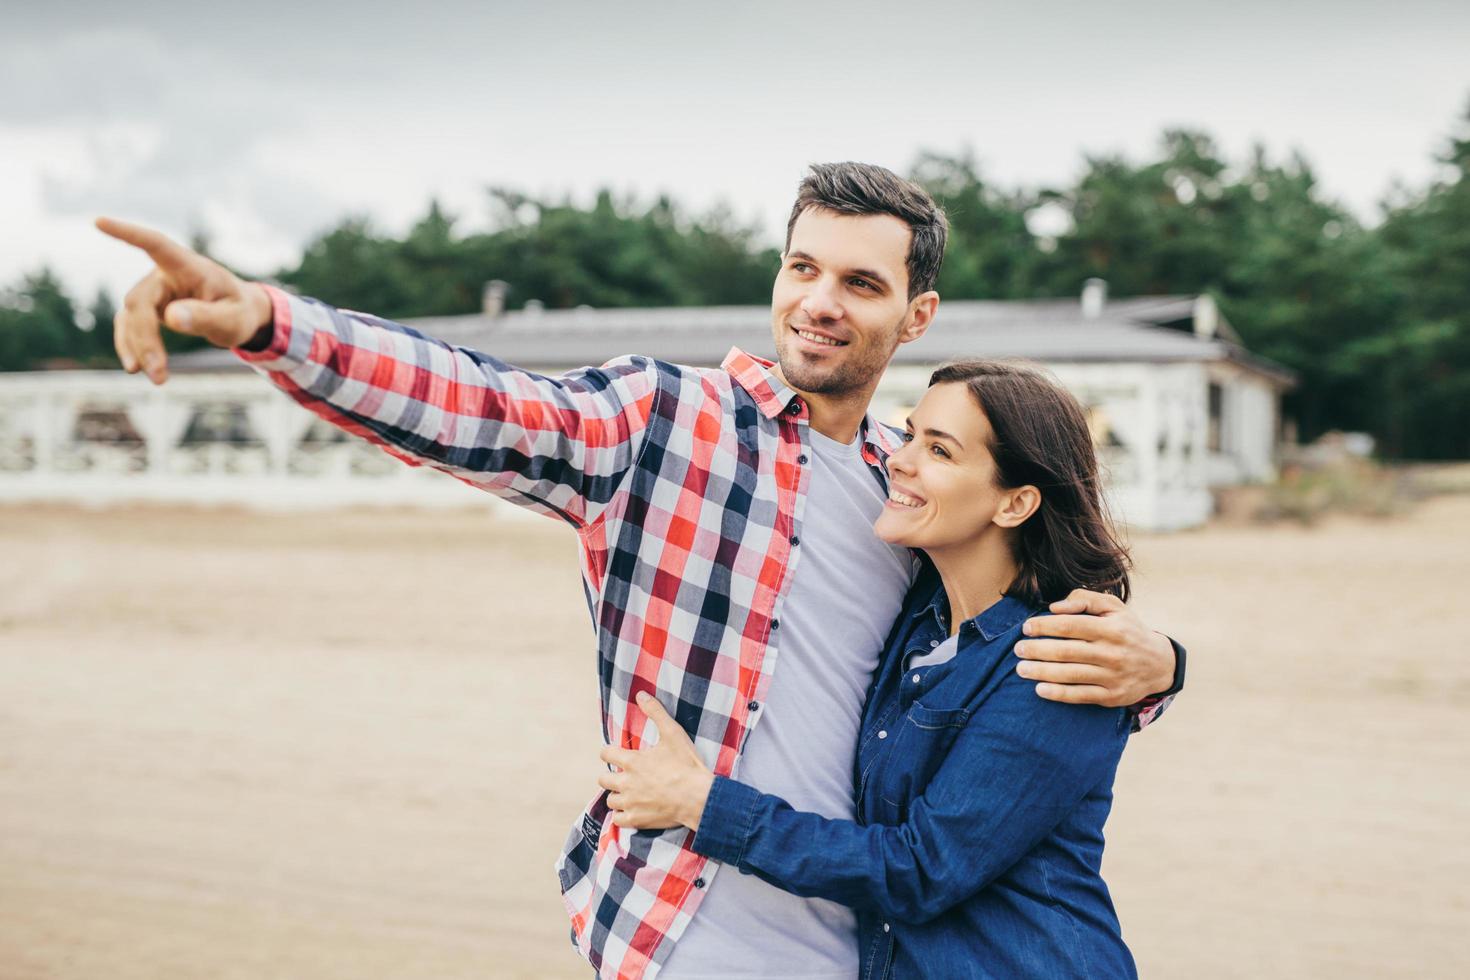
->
[599,692,715,832]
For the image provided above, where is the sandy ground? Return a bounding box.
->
[1,496,1467,979]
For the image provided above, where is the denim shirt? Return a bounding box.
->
[691,566,1137,979]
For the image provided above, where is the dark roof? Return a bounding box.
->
[172,294,1294,385]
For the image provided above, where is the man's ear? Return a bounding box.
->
[898,291,939,345]
[994,485,1042,528]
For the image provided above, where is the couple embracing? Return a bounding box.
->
[100,162,1185,979]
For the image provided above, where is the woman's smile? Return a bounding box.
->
[886,485,927,509]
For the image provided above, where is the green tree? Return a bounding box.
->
[282,217,418,317]
[909,150,1041,299]
[1034,130,1235,297]
[276,192,777,317]
[1373,99,1470,458]
[0,268,81,371]
[82,288,120,366]
[1214,148,1395,443]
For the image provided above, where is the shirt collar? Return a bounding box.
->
[721,347,894,464]
[722,348,799,421]
[915,581,1037,642]
[971,595,1037,641]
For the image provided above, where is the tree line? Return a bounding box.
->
[3,103,1467,459]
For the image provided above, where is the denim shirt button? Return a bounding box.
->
[912,674,921,684]
[929,639,939,648]
[883,922,891,933]
[877,730,888,739]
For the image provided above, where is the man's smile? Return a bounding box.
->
[790,323,850,349]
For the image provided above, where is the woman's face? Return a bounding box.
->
[874,382,1023,552]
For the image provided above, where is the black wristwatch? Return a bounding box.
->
[1154,636,1187,698]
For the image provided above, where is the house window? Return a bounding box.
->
[1207,382,1224,452]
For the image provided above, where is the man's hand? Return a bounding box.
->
[1015,589,1175,708]
[598,692,715,832]
[95,217,274,385]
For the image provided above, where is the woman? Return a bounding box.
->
[598,360,1139,978]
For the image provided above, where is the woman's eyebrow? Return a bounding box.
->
[921,427,964,450]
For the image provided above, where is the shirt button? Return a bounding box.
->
[789,535,800,546]
[883,922,891,933]
[877,730,888,739]
[748,701,760,712]
[797,454,809,465]
[912,674,922,684]
[771,619,780,630]
[694,877,706,889]
[929,639,939,648]
[787,401,801,415]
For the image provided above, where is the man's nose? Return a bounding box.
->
[799,276,843,322]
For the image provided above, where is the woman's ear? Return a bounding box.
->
[994,485,1041,528]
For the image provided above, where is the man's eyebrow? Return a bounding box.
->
[850,267,893,291]
[786,251,893,291]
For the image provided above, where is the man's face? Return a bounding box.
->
[770,208,922,397]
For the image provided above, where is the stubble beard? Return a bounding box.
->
[774,316,902,397]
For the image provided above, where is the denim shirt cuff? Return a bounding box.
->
[689,775,761,866]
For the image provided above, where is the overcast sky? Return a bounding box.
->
[3,0,1468,303]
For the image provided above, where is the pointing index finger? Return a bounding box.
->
[94,217,195,273]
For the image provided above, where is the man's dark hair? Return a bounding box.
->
[785,162,948,299]
[928,360,1132,607]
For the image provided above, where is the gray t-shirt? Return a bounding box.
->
[663,427,916,979]
[906,633,960,670]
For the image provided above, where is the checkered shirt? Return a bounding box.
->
[238,285,1173,979]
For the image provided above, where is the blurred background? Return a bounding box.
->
[1,1,1467,977]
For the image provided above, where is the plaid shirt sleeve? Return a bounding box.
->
[1128,691,1174,731]
[1127,636,1185,731]
[236,286,663,526]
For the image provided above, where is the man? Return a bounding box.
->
[98,162,1183,980]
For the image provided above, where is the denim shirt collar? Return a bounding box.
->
[916,581,1037,643]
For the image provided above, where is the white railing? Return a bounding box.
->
[1,363,1220,529]
[0,371,499,511]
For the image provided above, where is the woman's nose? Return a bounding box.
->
[887,442,917,476]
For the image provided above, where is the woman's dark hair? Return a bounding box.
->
[786,162,948,299]
[928,359,1131,606]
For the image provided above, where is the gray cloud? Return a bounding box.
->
[6,27,332,255]
[4,0,1468,299]
[0,30,175,125]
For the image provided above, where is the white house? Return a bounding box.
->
[0,281,1293,530]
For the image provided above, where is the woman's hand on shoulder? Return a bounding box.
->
[598,692,716,832]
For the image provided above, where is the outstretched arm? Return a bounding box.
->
[97,218,661,526]
[601,688,1127,924]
